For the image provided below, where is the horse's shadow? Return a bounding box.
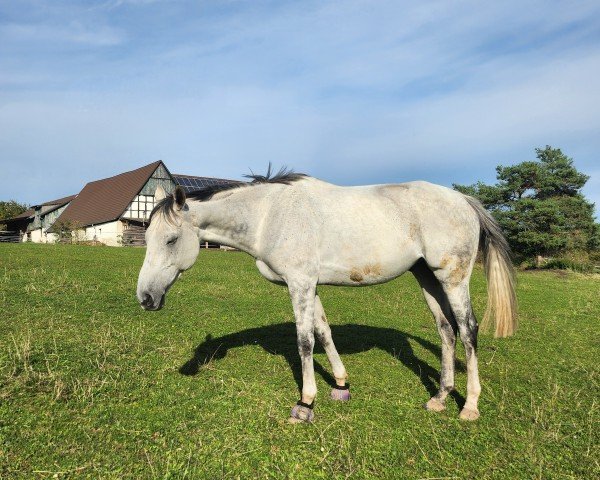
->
[179,323,466,408]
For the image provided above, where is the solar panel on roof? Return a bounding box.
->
[173,174,242,195]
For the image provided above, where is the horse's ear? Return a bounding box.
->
[154,185,166,202]
[174,186,186,210]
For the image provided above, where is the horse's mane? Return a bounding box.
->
[149,165,307,222]
[149,194,175,224]
[189,164,307,201]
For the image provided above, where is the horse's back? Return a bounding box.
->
[299,178,476,237]
[275,178,479,285]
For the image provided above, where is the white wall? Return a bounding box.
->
[29,228,43,243]
[28,228,63,244]
[28,228,52,243]
[83,220,124,246]
[26,221,125,246]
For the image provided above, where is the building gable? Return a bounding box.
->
[122,163,177,221]
[50,161,167,230]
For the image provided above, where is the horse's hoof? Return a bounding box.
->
[424,397,446,412]
[289,404,314,423]
[459,408,480,421]
[330,387,351,401]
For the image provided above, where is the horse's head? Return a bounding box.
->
[136,186,200,311]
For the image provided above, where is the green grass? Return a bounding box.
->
[0,244,598,479]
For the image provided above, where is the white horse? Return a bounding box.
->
[137,168,517,423]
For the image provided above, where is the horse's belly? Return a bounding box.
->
[317,250,418,286]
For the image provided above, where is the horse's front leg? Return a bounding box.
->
[314,294,350,401]
[287,279,318,423]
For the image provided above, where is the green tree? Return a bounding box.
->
[0,200,29,232]
[0,200,29,220]
[454,146,599,258]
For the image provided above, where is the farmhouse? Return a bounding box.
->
[2,161,236,246]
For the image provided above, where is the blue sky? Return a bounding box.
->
[1,0,599,213]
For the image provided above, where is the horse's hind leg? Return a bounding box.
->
[314,294,350,401]
[411,260,458,412]
[437,278,481,421]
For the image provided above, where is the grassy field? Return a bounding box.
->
[0,244,598,479]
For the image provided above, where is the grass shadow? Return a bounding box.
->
[179,323,466,408]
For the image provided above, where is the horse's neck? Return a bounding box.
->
[189,190,265,255]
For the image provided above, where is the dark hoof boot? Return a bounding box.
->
[331,384,351,401]
[289,402,314,423]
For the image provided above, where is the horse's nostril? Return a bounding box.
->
[141,294,153,307]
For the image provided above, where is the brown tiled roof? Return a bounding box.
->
[38,194,77,216]
[51,161,164,229]
[1,195,76,223]
[41,194,77,207]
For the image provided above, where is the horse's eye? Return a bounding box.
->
[166,237,178,246]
